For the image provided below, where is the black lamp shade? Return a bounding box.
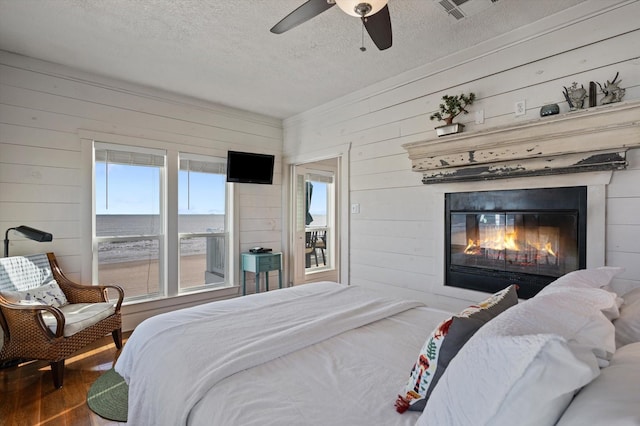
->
[4,225,53,257]
[14,225,53,242]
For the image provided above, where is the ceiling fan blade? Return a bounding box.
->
[270,0,336,34]
[362,5,392,50]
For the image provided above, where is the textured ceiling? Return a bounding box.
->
[0,0,588,119]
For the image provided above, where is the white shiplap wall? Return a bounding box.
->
[283,0,640,311]
[0,51,283,326]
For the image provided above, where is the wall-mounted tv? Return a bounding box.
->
[226,150,275,184]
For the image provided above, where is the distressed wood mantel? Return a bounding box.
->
[403,100,640,184]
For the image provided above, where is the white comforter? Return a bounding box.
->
[115,282,429,425]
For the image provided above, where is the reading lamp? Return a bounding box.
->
[4,225,53,257]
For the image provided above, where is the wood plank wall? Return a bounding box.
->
[283,1,640,309]
[0,51,283,322]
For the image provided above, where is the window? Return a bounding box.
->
[93,142,233,302]
[94,143,165,301]
[178,154,228,292]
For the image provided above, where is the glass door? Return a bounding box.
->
[292,160,338,285]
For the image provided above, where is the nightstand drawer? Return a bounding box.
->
[258,254,281,270]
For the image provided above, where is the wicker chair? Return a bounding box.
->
[0,253,123,389]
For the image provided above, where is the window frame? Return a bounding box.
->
[177,152,230,293]
[93,141,167,301]
[86,135,237,305]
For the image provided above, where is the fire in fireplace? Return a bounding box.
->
[445,187,587,299]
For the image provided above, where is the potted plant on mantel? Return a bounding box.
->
[430,92,476,137]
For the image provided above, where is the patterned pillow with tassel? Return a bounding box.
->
[395,285,518,413]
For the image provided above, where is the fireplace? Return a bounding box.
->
[445,187,587,299]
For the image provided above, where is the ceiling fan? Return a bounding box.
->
[270,0,392,51]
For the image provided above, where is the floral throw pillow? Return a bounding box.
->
[1,280,69,308]
[24,280,68,307]
[395,285,518,413]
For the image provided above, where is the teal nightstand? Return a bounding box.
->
[241,252,283,295]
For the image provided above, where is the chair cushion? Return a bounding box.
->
[40,303,116,337]
[1,280,68,307]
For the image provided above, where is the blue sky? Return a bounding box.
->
[96,164,327,215]
[308,182,327,216]
[177,170,226,214]
[95,164,160,214]
[96,164,225,215]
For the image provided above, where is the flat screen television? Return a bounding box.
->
[226,150,275,184]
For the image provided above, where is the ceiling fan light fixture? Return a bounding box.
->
[335,0,388,17]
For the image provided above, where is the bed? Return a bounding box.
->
[115,270,640,426]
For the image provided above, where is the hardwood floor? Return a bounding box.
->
[0,332,130,426]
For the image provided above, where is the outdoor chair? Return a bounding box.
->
[0,252,123,389]
[315,230,326,266]
[305,232,318,268]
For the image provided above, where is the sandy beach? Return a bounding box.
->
[100,252,323,299]
[99,254,220,298]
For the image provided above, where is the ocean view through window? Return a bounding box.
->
[94,144,165,301]
[94,143,231,302]
[178,154,227,291]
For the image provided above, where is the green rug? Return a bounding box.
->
[87,368,128,422]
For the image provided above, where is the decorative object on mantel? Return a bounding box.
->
[598,72,625,104]
[563,82,587,110]
[430,92,476,137]
[589,82,597,108]
[402,100,640,184]
[540,103,560,117]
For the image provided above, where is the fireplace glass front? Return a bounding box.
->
[445,187,586,298]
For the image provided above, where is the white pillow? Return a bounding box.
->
[536,285,621,321]
[604,280,639,299]
[417,335,599,426]
[621,287,640,305]
[546,266,623,291]
[416,287,620,426]
[614,288,640,348]
[466,289,617,363]
[556,342,640,426]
